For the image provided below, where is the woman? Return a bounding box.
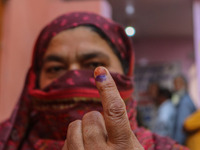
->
[0,12,188,150]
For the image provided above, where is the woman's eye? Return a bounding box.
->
[45,66,65,74]
[86,62,105,69]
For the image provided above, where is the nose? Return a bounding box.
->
[68,63,81,71]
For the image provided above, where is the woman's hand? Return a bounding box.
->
[62,67,144,150]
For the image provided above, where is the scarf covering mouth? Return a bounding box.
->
[28,70,136,140]
[0,12,188,150]
[29,70,134,111]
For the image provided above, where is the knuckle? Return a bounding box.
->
[106,101,126,119]
[84,126,102,140]
[67,120,82,140]
[68,120,81,130]
[82,111,104,141]
[83,111,101,122]
[67,120,82,149]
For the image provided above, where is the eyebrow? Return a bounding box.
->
[78,52,109,61]
[43,55,66,64]
[42,51,110,65]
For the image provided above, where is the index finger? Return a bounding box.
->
[94,67,132,144]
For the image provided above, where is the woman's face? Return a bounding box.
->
[39,26,124,89]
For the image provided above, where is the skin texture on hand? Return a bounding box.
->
[62,67,144,150]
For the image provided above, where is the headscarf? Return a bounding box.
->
[0,12,188,150]
[31,11,134,76]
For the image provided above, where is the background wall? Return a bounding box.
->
[134,38,194,77]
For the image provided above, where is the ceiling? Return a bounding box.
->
[107,0,193,39]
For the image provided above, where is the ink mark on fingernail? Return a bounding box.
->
[95,75,106,82]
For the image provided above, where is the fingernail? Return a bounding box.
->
[94,67,107,82]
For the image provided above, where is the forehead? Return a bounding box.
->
[44,26,116,57]
[50,26,105,44]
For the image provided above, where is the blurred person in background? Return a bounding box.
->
[172,75,196,144]
[184,110,200,150]
[0,12,188,150]
[152,88,176,138]
[137,82,159,130]
[148,82,160,101]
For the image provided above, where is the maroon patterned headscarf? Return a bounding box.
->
[31,11,134,76]
[0,12,188,150]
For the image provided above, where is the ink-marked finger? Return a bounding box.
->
[94,67,132,145]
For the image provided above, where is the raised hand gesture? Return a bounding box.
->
[62,67,144,150]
